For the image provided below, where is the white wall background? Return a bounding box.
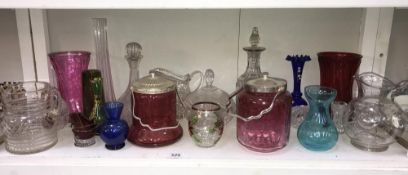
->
[386,9,408,83]
[47,9,362,97]
[0,9,23,81]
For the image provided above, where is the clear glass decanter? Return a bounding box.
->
[118,42,142,126]
[236,27,265,89]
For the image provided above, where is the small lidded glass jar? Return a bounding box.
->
[237,75,292,152]
[128,73,183,147]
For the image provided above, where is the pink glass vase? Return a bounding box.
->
[49,51,90,113]
[318,52,362,102]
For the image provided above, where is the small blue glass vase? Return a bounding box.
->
[297,85,338,151]
[286,55,311,106]
[286,55,311,128]
[100,102,129,150]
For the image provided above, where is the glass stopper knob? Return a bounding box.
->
[204,69,214,87]
[249,27,260,47]
[126,42,142,59]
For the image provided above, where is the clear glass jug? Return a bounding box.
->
[344,72,407,152]
[1,82,68,154]
[149,68,203,120]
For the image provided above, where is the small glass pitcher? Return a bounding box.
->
[149,68,203,119]
[1,81,68,154]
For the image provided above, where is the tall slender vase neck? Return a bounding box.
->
[127,58,140,88]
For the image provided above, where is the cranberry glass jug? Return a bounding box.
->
[128,73,183,147]
[231,75,291,152]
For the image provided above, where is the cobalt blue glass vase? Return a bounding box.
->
[286,55,311,128]
[100,102,129,150]
[297,85,338,151]
[286,55,311,106]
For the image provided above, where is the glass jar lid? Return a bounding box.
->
[184,69,230,109]
[132,73,175,94]
[245,75,287,93]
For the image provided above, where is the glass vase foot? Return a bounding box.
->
[291,105,308,128]
[105,143,125,150]
[350,140,389,152]
[74,137,96,147]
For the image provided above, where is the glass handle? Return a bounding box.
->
[228,90,285,122]
[189,70,203,92]
[51,87,69,130]
[130,87,180,132]
[149,68,186,81]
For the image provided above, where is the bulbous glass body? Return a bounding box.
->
[100,102,129,150]
[128,73,182,147]
[237,76,292,153]
[297,85,338,151]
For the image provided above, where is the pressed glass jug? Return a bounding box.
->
[297,85,338,151]
[344,72,406,152]
[1,82,68,154]
[149,68,202,120]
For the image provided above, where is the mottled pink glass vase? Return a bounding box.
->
[49,51,90,113]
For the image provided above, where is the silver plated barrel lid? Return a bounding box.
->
[245,75,287,93]
[132,73,176,94]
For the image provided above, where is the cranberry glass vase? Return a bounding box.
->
[128,73,183,147]
[236,76,292,152]
[318,52,361,102]
[49,51,90,113]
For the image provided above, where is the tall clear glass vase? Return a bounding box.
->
[118,42,142,126]
[92,18,116,102]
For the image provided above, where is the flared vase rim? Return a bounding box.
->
[104,101,124,109]
[192,101,221,112]
[355,72,396,91]
[48,51,91,58]
[82,69,102,75]
[317,51,362,59]
[305,85,337,97]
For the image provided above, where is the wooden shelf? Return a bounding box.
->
[1,120,407,175]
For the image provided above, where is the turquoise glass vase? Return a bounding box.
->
[297,85,338,151]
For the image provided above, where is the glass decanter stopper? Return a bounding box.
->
[118,42,143,126]
[236,27,266,89]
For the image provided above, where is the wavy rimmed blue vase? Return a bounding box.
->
[286,55,311,128]
[100,102,129,150]
[297,85,338,151]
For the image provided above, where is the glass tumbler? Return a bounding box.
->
[188,102,224,147]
